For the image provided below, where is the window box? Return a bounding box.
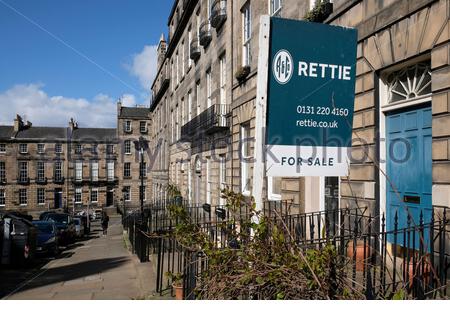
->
[211,0,227,29]
[304,1,333,23]
[199,21,212,47]
[235,65,250,82]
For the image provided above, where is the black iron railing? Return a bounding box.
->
[17,176,30,185]
[123,200,449,300]
[180,104,230,141]
[35,177,48,185]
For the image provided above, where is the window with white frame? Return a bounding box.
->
[181,40,185,77]
[0,144,5,153]
[107,161,115,181]
[125,120,132,133]
[55,143,62,154]
[196,81,201,116]
[268,177,282,201]
[181,98,186,126]
[19,189,27,206]
[124,186,131,201]
[92,144,98,154]
[0,189,5,206]
[188,91,193,122]
[140,121,147,133]
[19,143,28,154]
[75,188,82,204]
[176,104,180,141]
[124,162,131,178]
[75,161,83,181]
[176,51,179,84]
[107,144,114,154]
[54,161,62,181]
[75,143,82,154]
[219,154,226,205]
[240,123,252,195]
[91,161,99,182]
[90,189,98,203]
[242,3,252,67]
[37,161,45,181]
[385,63,432,105]
[37,143,45,154]
[140,162,147,178]
[140,186,146,201]
[124,140,131,154]
[206,157,211,204]
[0,161,5,182]
[219,54,227,105]
[188,27,192,68]
[37,188,45,205]
[206,68,212,108]
[270,0,282,16]
[18,161,28,181]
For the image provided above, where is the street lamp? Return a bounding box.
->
[134,137,148,221]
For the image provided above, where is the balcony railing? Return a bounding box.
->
[36,177,48,185]
[181,104,230,141]
[17,176,30,185]
[53,176,65,184]
[211,0,227,29]
[199,21,212,47]
[190,37,201,61]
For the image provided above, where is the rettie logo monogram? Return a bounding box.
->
[273,49,293,85]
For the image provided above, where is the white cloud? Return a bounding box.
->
[0,83,135,128]
[121,93,136,107]
[127,44,159,89]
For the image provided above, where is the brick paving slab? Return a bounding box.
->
[3,217,156,300]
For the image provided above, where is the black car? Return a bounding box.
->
[0,213,38,266]
[32,220,59,256]
[42,213,76,245]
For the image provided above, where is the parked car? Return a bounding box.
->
[73,217,83,238]
[0,213,37,266]
[32,220,59,256]
[91,208,103,221]
[76,211,91,235]
[42,213,76,245]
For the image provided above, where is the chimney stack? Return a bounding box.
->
[117,100,122,117]
[13,114,24,132]
[69,118,78,131]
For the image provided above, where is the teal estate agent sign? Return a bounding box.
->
[265,18,357,177]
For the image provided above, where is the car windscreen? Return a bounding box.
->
[46,215,69,224]
[34,224,54,233]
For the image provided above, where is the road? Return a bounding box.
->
[0,216,155,300]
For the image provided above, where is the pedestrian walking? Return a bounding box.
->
[101,213,110,236]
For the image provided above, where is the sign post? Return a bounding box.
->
[253,16,358,210]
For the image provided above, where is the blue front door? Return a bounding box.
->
[386,104,432,248]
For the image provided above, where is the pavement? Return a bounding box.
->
[1,216,157,300]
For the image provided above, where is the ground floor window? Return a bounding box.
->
[19,189,27,206]
[91,189,98,203]
[240,123,252,195]
[124,186,131,202]
[268,177,282,201]
[37,188,46,205]
[0,189,5,206]
[75,188,82,204]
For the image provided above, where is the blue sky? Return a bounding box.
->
[0,0,173,127]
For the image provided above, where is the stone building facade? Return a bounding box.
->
[0,105,151,215]
[149,0,450,231]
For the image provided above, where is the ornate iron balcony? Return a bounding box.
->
[181,104,230,141]
[199,21,212,47]
[36,177,48,185]
[53,176,65,184]
[17,176,30,185]
[190,37,201,61]
[211,0,227,29]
